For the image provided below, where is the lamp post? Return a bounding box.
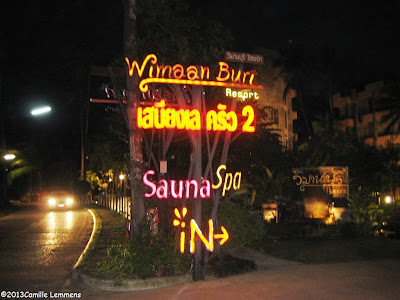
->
[30,105,51,195]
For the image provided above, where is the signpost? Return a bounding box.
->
[91,52,264,280]
[225,51,264,65]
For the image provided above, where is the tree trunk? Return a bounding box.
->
[191,86,203,281]
[123,0,146,238]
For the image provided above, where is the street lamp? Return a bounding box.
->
[31,106,51,116]
[3,154,15,161]
[385,196,393,204]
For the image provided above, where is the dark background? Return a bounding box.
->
[1,0,399,191]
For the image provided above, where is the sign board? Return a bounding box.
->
[225,51,264,65]
[292,166,349,198]
[292,166,349,221]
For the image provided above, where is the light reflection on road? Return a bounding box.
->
[0,206,92,291]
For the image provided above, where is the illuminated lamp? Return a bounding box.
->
[3,154,15,161]
[31,106,51,116]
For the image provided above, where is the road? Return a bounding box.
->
[0,204,92,292]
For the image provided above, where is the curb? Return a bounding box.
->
[70,207,194,291]
[76,269,193,291]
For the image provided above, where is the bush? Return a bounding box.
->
[217,200,266,249]
[98,234,191,281]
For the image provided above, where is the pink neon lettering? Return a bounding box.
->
[143,170,156,197]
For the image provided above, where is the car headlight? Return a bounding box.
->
[48,198,56,206]
[66,198,73,205]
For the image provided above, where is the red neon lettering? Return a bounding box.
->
[138,101,254,133]
[242,105,255,132]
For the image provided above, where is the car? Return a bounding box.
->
[44,191,75,209]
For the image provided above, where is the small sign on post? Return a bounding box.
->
[225,51,264,65]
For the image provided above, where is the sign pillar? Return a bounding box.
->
[191,85,204,281]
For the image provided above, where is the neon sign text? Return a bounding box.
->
[225,88,260,101]
[212,165,242,196]
[125,54,263,93]
[143,170,211,199]
[143,165,241,200]
[173,207,229,253]
[137,100,255,132]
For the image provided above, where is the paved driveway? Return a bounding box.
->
[68,248,400,299]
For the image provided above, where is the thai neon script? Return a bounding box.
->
[137,100,255,132]
[125,54,263,93]
[225,88,260,101]
[173,207,229,253]
[293,169,345,192]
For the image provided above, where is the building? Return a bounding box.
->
[257,50,297,149]
[225,50,297,149]
[333,80,399,147]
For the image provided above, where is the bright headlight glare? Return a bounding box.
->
[66,198,73,205]
[48,198,56,206]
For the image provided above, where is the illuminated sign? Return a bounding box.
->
[143,170,211,199]
[143,165,241,199]
[292,167,349,198]
[173,207,229,253]
[225,88,260,101]
[125,54,263,93]
[225,51,264,65]
[212,165,241,196]
[137,100,255,132]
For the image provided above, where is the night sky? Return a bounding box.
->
[1,0,400,186]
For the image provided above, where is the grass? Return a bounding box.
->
[79,206,127,277]
[261,237,400,263]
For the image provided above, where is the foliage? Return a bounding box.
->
[295,116,359,167]
[136,0,232,65]
[98,234,191,281]
[347,188,376,231]
[217,199,265,250]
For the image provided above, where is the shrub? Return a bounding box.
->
[98,234,191,281]
[217,199,266,249]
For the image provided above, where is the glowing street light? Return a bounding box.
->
[31,106,51,116]
[385,196,393,204]
[119,174,125,180]
[3,154,15,161]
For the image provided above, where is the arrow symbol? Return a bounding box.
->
[214,226,229,245]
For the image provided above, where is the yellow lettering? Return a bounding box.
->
[190,219,214,253]
[187,66,199,80]
[173,64,185,79]
[125,54,157,77]
[212,165,226,189]
[216,62,230,82]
